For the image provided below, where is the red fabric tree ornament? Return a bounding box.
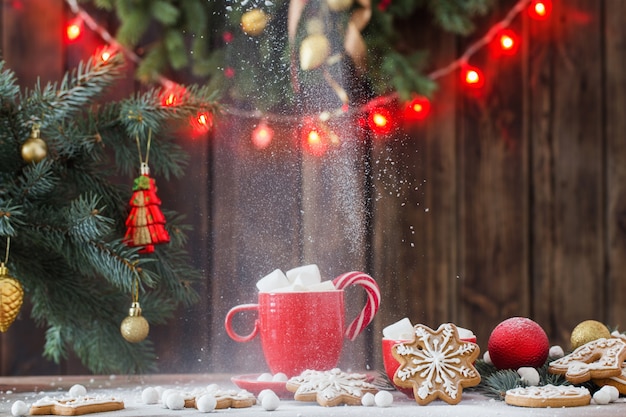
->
[124,163,169,253]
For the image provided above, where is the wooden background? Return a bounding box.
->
[1,0,625,376]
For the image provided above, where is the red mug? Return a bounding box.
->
[225,271,380,377]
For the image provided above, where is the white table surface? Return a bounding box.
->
[0,374,622,417]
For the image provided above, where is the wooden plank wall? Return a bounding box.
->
[1,0,626,375]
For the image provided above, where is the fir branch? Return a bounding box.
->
[0,201,24,237]
[427,0,495,35]
[1,56,208,374]
[21,55,124,127]
[15,160,60,204]
[65,194,114,243]
[0,61,20,102]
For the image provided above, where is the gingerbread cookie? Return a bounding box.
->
[286,368,378,406]
[504,384,591,408]
[593,363,626,395]
[392,323,481,405]
[188,386,256,409]
[548,337,626,384]
[29,396,124,416]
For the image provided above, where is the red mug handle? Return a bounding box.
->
[333,271,381,341]
[224,303,260,342]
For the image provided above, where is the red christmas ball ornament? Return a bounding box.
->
[487,317,549,370]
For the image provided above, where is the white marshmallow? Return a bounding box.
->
[261,390,280,411]
[361,392,375,406]
[272,372,288,382]
[195,394,217,412]
[456,327,475,340]
[256,373,273,382]
[11,400,28,417]
[382,318,414,340]
[600,385,619,402]
[286,264,321,286]
[517,367,540,386]
[68,384,87,397]
[593,389,611,405]
[483,351,493,365]
[141,387,159,404]
[256,269,290,292]
[374,390,394,407]
[549,345,565,359]
[307,280,337,292]
[165,392,185,410]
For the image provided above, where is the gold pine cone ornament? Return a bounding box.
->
[0,263,24,332]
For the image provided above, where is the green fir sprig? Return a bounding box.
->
[0,54,217,373]
[80,0,495,111]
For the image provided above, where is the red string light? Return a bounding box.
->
[251,121,274,149]
[463,66,485,89]
[529,0,551,20]
[403,96,431,122]
[301,122,328,156]
[367,106,396,136]
[66,18,82,41]
[497,29,519,55]
[190,111,213,136]
[67,0,549,132]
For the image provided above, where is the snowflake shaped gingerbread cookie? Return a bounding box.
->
[286,368,378,406]
[392,323,481,405]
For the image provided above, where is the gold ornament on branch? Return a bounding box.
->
[326,0,354,12]
[21,124,48,163]
[241,9,269,36]
[299,33,331,70]
[0,238,24,332]
[120,302,150,343]
[120,272,149,343]
[570,320,611,350]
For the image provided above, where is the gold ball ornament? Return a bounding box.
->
[0,263,24,332]
[299,34,331,71]
[570,320,611,350]
[120,302,150,343]
[21,137,48,163]
[326,0,354,12]
[241,9,268,36]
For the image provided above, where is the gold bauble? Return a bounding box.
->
[21,137,48,163]
[120,302,149,343]
[0,263,24,332]
[570,320,611,350]
[241,9,268,36]
[326,0,353,12]
[299,34,331,70]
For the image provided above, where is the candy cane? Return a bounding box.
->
[333,271,381,341]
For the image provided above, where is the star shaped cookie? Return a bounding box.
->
[286,368,378,406]
[392,323,481,405]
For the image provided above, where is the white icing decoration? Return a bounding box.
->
[506,384,590,400]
